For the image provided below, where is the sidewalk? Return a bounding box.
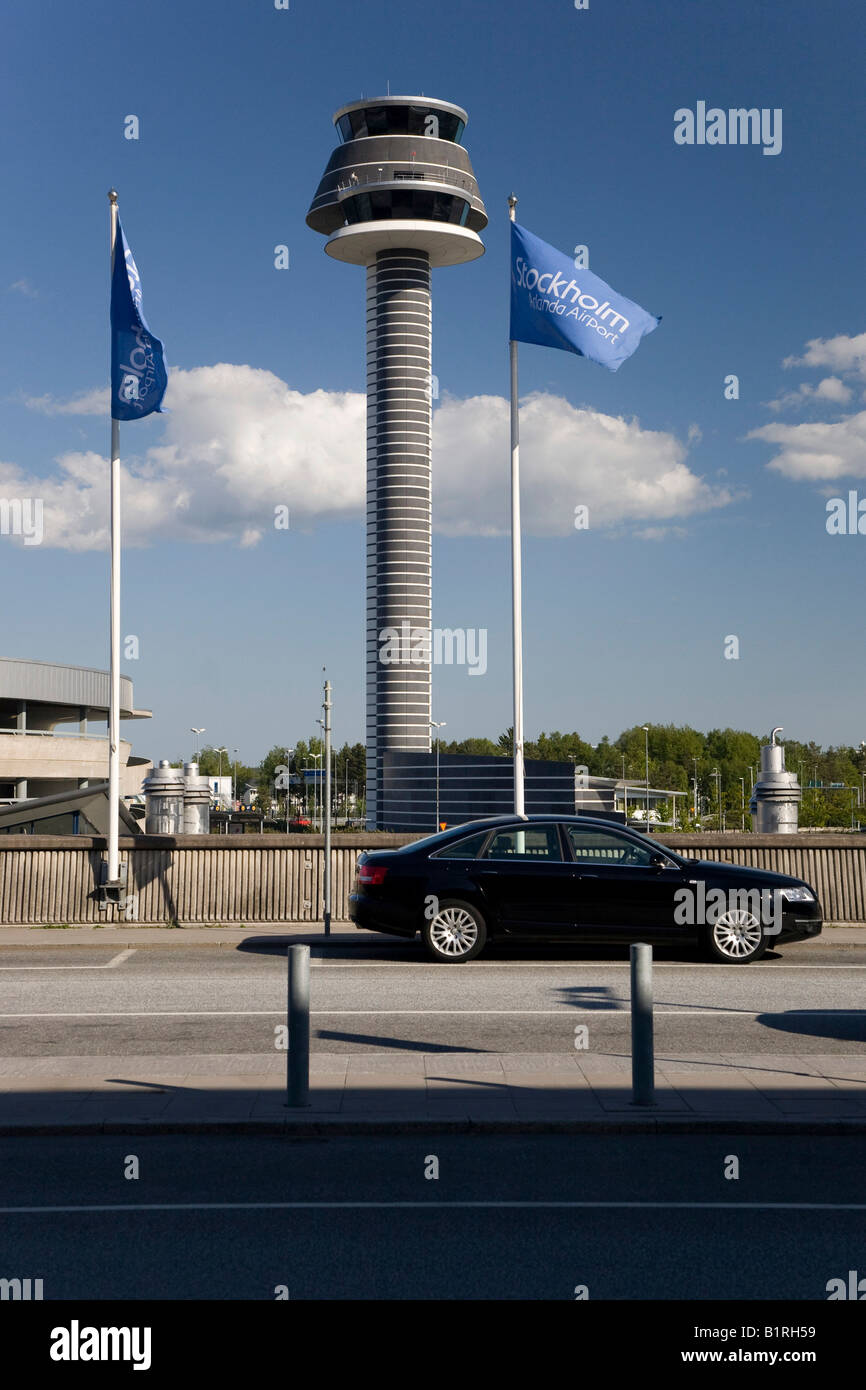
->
[0,923,381,947]
[3,1050,866,1134]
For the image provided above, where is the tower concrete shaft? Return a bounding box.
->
[366,249,432,827]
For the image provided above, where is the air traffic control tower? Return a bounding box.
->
[307,96,487,828]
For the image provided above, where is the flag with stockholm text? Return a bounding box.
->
[510,222,660,372]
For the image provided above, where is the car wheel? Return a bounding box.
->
[422,900,487,963]
[704,909,768,964]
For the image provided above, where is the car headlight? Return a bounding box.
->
[780,887,815,903]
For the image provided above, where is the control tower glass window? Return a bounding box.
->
[336,106,465,144]
[342,190,470,226]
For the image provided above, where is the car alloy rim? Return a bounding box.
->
[712,910,763,958]
[430,906,478,957]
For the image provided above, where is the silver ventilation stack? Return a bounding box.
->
[750,727,801,833]
[143,761,185,835]
[143,760,211,835]
[182,761,211,835]
[307,96,487,828]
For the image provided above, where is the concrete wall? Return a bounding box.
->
[0,733,148,798]
[0,832,864,926]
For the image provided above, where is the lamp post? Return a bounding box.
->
[430,720,446,829]
[217,746,227,811]
[310,753,322,830]
[190,727,205,762]
[232,748,238,809]
[641,726,650,831]
[712,768,721,829]
[739,776,745,832]
[692,757,699,825]
[284,747,294,833]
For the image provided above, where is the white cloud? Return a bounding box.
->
[747,411,866,481]
[9,279,38,299]
[4,364,735,550]
[25,388,109,415]
[783,333,866,379]
[766,376,853,411]
[815,376,854,403]
[434,391,734,536]
[632,525,688,541]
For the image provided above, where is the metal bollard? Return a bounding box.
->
[286,944,310,1108]
[630,942,655,1106]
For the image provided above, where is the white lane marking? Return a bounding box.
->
[0,949,136,972]
[2,1200,866,1215]
[0,1008,861,1019]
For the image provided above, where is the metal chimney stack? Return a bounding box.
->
[182,761,211,835]
[750,727,801,833]
[143,760,185,835]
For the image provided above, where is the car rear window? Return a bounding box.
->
[433,830,490,860]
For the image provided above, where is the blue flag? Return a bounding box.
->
[110,219,167,420]
[510,223,660,372]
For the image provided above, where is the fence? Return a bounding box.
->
[0,832,864,925]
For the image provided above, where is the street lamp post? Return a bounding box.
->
[310,753,322,830]
[190,727,205,762]
[284,747,294,833]
[216,746,227,813]
[739,776,745,832]
[641,726,650,831]
[232,749,238,809]
[319,679,332,936]
[712,768,722,829]
[430,720,446,830]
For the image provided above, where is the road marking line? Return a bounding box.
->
[0,1008,861,1019]
[0,949,136,972]
[2,1200,866,1215]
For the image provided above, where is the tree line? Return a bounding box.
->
[188,726,866,828]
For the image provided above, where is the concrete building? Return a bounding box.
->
[307,95,487,829]
[0,658,151,805]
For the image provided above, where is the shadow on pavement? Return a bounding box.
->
[756,1010,866,1044]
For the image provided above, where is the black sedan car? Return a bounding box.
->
[349,814,823,964]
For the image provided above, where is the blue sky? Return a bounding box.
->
[2,0,865,765]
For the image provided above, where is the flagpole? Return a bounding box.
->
[508,193,525,818]
[107,189,122,889]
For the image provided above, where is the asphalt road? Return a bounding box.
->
[1,1133,863,1299]
[1,938,864,1056]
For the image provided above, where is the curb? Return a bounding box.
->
[4,1117,866,1137]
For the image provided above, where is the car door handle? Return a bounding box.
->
[575,872,598,878]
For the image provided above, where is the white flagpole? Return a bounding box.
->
[107,189,121,887]
[508,193,525,818]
